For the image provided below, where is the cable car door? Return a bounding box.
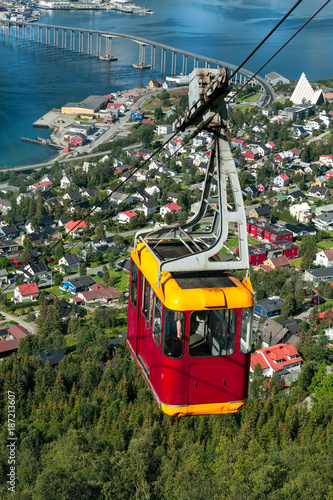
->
[138,276,154,371]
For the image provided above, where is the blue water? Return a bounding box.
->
[0,0,332,167]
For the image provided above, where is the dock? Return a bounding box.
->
[21,136,61,150]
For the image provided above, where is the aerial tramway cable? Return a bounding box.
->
[2,0,330,298]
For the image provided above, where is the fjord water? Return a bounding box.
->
[0,0,332,167]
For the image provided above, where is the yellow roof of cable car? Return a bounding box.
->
[132,243,254,311]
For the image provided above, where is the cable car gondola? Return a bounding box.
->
[127,68,254,416]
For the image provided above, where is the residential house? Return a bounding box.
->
[289,202,312,223]
[246,220,293,243]
[14,282,40,302]
[38,350,65,367]
[264,255,290,269]
[284,223,316,237]
[314,249,333,268]
[274,173,290,187]
[77,284,122,305]
[81,187,100,199]
[0,225,19,240]
[270,193,287,206]
[65,220,88,236]
[63,191,82,206]
[249,206,271,221]
[58,254,81,273]
[0,269,8,286]
[118,210,138,224]
[254,298,284,318]
[287,190,306,203]
[313,211,333,231]
[136,200,159,218]
[63,276,96,294]
[250,344,302,378]
[303,267,333,283]
[0,239,19,254]
[275,240,299,260]
[243,185,259,199]
[28,181,53,193]
[0,198,11,214]
[60,175,72,190]
[258,318,291,347]
[160,202,182,218]
[248,246,267,266]
[307,185,331,200]
[156,124,172,135]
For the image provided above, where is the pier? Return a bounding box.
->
[0,19,273,103]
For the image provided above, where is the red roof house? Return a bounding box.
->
[14,283,39,303]
[250,344,303,377]
[65,220,88,235]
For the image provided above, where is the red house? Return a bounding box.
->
[248,246,266,266]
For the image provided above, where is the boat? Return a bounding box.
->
[99,55,118,61]
[132,63,151,69]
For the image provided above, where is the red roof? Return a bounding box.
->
[268,142,276,147]
[0,339,19,354]
[79,284,122,301]
[122,210,137,218]
[8,324,29,340]
[17,283,39,296]
[32,181,52,189]
[252,344,302,373]
[280,174,289,180]
[65,220,88,232]
[324,249,333,260]
[166,202,182,211]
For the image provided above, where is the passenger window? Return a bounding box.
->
[240,307,254,354]
[130,262,138,308]
[142,277,152,326]
[153,296,162,347]
[163,308,185,359]
[189,309,236,357]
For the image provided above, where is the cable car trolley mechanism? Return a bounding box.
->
[127,68,254,417]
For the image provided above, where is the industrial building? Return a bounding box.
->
[61,95,109,115]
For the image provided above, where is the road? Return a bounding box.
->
[306,130,331,144]
[1,311,37,335]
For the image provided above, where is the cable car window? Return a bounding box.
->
[163,308,185,359]
[152,296,162,347]
[130,262,138,308]
[189,309,236,357]
[142,278,153,326]
[240,306,254,354]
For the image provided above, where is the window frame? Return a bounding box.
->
[188,309,237,358]
[240,306,254,355]
[130,261,138,308]
[152,295,162,347]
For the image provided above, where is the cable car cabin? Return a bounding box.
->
[127,240,254,417]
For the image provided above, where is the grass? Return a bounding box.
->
[289,257,302,267]
[317,239,333,250]
[236,93,261,103]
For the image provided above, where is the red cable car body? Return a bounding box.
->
[126,68,255,416]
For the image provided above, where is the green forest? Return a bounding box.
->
[1,344,333,499]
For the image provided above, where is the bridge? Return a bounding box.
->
[0,19,274,104]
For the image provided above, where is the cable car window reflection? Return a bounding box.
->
[130,262,138,308]
[240,306,254,354]
[142,277,153,326]
[163,309,185,358]
[153,296,162,347]
[189,309,236,357]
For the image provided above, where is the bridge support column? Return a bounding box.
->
[78,31,83,53]
[46,27,50,45]
[54,28,58,47]
[96,34,101,57]
[70,30,75,51]
[150,45,156,70]
[87,32,92,55]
